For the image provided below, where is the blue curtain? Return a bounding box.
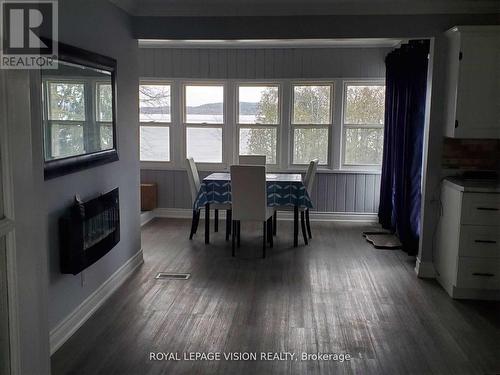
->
[378,40,429,255]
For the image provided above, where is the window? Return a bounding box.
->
[137,78,385,171]
[184,84,224,163]
[343,83,385,166]
[139,83,171,162]
[291,84,332,165]
[45,80,86,159]
[237,84,279,164]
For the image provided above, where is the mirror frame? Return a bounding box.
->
[43,41,118,180]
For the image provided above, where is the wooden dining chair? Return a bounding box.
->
[186,157,231,241]
[273,159,318,244]
[230,165,275,258]
[238,155,266,166]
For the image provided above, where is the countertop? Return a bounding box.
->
[444,177,500,193]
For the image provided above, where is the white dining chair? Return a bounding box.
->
[230,165,275,258]
[273,159,318,245]
[238,155,266,166]
[303,158,319,239]
[186,157,231,242]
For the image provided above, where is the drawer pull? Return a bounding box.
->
[474,240,497,244]
[476,207,499,211]
[472,272,495,277]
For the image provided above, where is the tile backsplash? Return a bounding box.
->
[442,138,500,171]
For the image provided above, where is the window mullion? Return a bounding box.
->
[83,81,94,153]
[225,80,233,168]
[332,79,343,170]
[281,80,290,169]
[172,80,182,167]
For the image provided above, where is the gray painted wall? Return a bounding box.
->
[140,46,386,213]
[35,1,141,332]
[139,47,389,79]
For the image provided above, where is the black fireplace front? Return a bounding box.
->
[60,188,120,275]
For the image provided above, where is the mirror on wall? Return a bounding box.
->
[42,42,117,179]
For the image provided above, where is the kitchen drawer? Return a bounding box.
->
[459,225,500,258]
[461,193,500,226]
[456,257,500,289]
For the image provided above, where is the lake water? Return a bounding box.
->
[141,114,262,162]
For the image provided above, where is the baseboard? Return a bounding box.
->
[49,249,144,355]
[140,210,155,226]
[415,257,437,279]
[153,207,378,223]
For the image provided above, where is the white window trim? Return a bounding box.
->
[139,77,385,174]
[289,81,335,167]
[235,81,282,167]
[139,80,173,164]
[341,80,386,170]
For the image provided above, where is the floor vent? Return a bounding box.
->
[155,272,191,280]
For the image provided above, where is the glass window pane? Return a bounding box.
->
[139,84,171,123]
[140,126,170,161]
[100,124,113,150]
[238,86,279,124]
[97,83,113,122]
[344,128,384,165]
[185,85,224,124]
[344,85,385,125]
[186,127,222,163]
[293,128,328,165]
[50,123,85,159]
[292,85,331,124]
[239,128,277,164]
[48,82,85,121]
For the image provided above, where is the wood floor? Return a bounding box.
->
[51,218,500,375]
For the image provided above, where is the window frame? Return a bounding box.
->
[182,81,227,167]
[290,81,335,167]
[139,80,173,163]
[43,77,91,161]
[235,82,282,166]
[341,80,386,169]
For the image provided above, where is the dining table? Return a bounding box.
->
[193,172,313,247]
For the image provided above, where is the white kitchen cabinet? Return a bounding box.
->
[435,178,500,300]
[443,26,500,139]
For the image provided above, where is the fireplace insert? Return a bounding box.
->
[59,188,120,275]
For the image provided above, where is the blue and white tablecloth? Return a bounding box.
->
[193,172,313,211]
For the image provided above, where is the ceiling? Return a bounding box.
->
[110,0,500,17]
